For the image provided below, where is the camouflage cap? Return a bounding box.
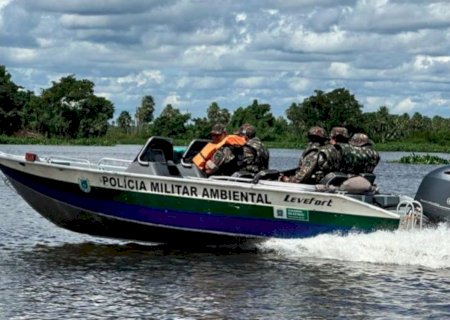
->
[210,123,226,135]
[330,127,349,139]
[349,133,373,147]
[307,126,327,140]
[239,123,256,139]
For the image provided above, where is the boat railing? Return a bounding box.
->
[397,199,423,230]
[44,156,131,171]
[207,175,317,191]
[46,156,91,167]
[97,158,132,171]
[208,175,254,183]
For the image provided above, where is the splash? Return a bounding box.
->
[259,224,450,269]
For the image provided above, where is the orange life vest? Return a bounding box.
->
[193,135,246,170]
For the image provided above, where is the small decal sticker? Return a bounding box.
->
[79,177,91,193]
[274,207,309,221]
[287,208,309,221]
[274,207,286,219]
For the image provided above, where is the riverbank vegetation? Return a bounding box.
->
[2,64,450,152]
[391,153,450,164]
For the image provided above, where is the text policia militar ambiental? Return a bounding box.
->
[101,175,334,207]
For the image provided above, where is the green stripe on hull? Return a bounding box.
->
[113,189,399,231]
[312,212,399,231]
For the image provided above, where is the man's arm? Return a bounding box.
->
[289,151,318,183]
[205,147,234,175]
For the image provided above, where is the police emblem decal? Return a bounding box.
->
[79,178,91,193]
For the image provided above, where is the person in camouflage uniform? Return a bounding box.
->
[283,126,339,184]
[331,128,379,175]
[348,133,380,173]
[205,145,243,176]
[238,124,270,174]
[300,126,328,162]
[204,124,245,176]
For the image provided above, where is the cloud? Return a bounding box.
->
[1,0,450,120]
[392,97,415,114]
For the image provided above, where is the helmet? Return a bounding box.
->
[330,127,349,140]
[307,126,327,140]
[210,123,226,135]
[349,133,373,147]
[238,123,256,139]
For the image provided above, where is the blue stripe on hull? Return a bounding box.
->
[2,165,351,238]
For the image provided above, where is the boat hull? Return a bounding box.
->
[8,176,259,245]
[0,155,400,245]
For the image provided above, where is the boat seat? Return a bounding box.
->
[252,169,281,183]
[177,163,206,178]
[360,173,376,184]
[181,139,210,165]
[320,172,377,187]
[231,170,255,179]
[320,172,351,187]
[126,137,183,177]
[141,149,165,162]
[373,194,401,208]
[166,160,181,176]
[136,136,175,163]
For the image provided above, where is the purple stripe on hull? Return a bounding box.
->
[3,166,350,238]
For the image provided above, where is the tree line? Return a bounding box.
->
[2,64,450,147]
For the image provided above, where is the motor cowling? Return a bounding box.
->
[415,165,450,223]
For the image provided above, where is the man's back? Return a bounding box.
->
[242,137,270,173]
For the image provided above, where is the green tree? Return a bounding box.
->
[229,99,276,140]
[286,102,305,136]
[78,95,114,137]
[23,75,114,138]
[287,88,364,134]
[429,116,450,143]
[189,102,231,139]
[135,95,155,133]
[366,106,391,143]
[151,104,190,138]
[117,111,133,133]
[0,65,30,135]
[207,102,230,125]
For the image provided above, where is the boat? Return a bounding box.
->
[0,136,432,246]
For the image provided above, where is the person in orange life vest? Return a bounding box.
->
[193,123,227,171]
[210,123,227,144]
[193,123,246,176]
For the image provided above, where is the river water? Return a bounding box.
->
[0,145,449,319]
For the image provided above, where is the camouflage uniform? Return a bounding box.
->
[348,133,380,173]
[288,126,329,183]
[329,126,373,174]
[205,145,243,176]
[288,150,319,183]
[301,142,322,160]
[241,137,270,173]
[317,144,341,178]
[236,124,270,174]
[289,142,340,184]
[297,127,328,165]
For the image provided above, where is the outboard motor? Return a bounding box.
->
[415,165,450,223]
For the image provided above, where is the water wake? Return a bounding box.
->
[259,223,450,269]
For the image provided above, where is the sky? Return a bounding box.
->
[2,0,450,120]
